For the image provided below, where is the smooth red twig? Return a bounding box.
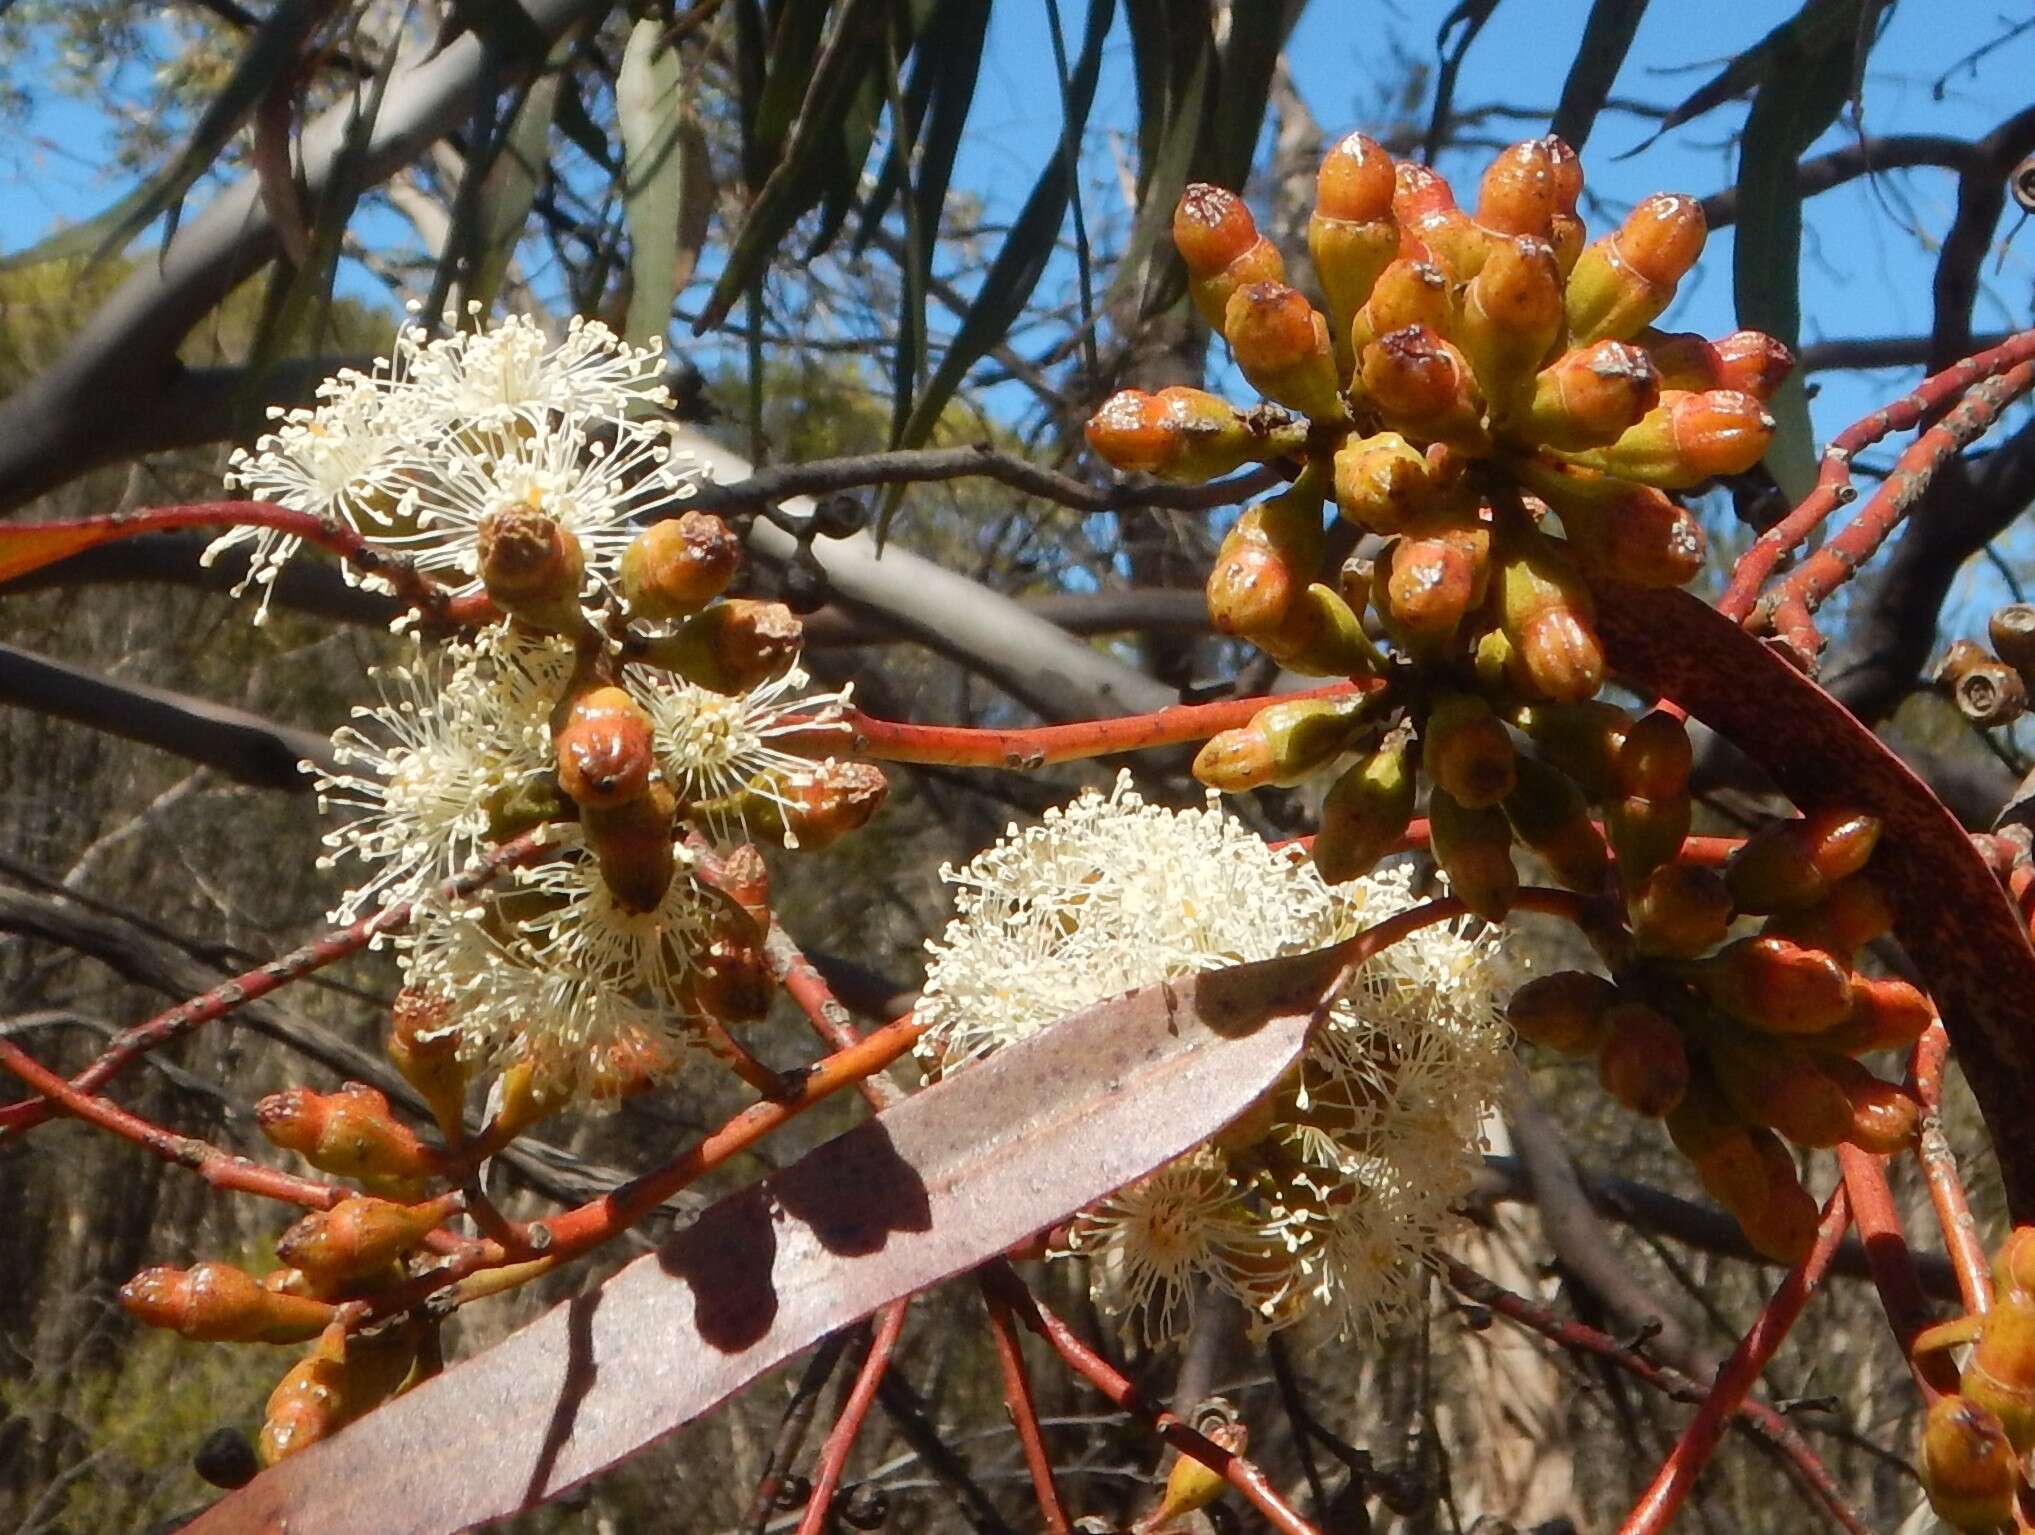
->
[1837,1142,1963,1399]
[1719,327,2035,623]
[764,922,901,1111]
[0,831,551,1139]
[1912,1021,1995,1317]
[0,1038,340,1209]
[1760,358,2035,662]
[797,1299,911,1535]
[1441,1258,1874,1535]
[1616,1182,1853,1535]
[779,684,1370,769]
[982,1263,1320,1535]
[981,1278,1072,1535]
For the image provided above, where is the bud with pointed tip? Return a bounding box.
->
[1374,511,1490,656]
[1332,430,1441,535]
[1315,737,1415,884]
[1760,875,1895,962]
[259,1324,418,1467]
[1556,481,1708,590]
[1667,1074,1769,1213]
[1565,193,1707,344]
[1085,387,1308,483]
[554,684,656,810]
[120,1261,338,1343]
[1616,709,1692,800]
[1509,699,1629,797]
[1816,1054,1920,1154]
[691,760,889,851]
[1458,236,1564,408]
[1597,1002,1688,1118]
[1423,691,1515,808]
[1640,328,1795,400]
[274,1193,461,1292]
[1736,1129,1820,1263]
[621,512,740,622]
[477,507,588,634]
[1208,474,1325,637]
[1564,389,1775,489]
[255,1083,441,1192]
[1310,133,1399,377]
[1688,936,1854,1036]
[1503,755,1608,891]
[1360,325,1489,452]
[1506,970,1616,1055]
[1709,1034,1853,1148]
[1393,163,1493,276]
[1921,1394,2019,1531]
[1192,694,1372,791]
[1174,183,1285,330]
[1223,282,1349,423]
[639,599,803,693]
[1515,341,1661,450]
[1495,526,1604,702]
[1630,861,1733,957]
[1254,581,1380,677]
[1725,808,1882,915]
[581,777,678,914]
[1817,975,1934,1056]
[1428,786,1518,921]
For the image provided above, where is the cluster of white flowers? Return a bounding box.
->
[915,773,1510,1345]
[205,308,688,621]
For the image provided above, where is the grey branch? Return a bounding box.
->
[0,642,335,790]
[0,0,606,513]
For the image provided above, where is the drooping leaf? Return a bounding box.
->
[1597,584,2035,1221]
[617,18,690,345]
[180,944,1334,1534]
[745,0,832,184]
[1549,0,1650,150]
[0,0,326,270]
[466,51,567,314]
[1109,2,1212,316]
[1200,0,1290,193]
[1425,0,1502,162]
[853,0,990,249]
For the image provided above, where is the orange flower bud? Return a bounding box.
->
[1725,808,1883,914]
[1817,976,1934,1056]
[1252,581,1381,677]
[1311,133,1399,376]
[1966,1297,2035,1455]
[1516,341,1661,450]
[121,1261,339,1343]
[1616,709,1692,800]
[1556,483,1708,590]
[489,1055,575,1141]
[1565,389,1775,489]
[1597,1001,1688,1118]
[640,598,804,693]
[259,1324,418,1467]
[1565,194,1706,344]
[621,512,741,622]
[1375,521,1488,657]
[1457,236,1564,407]
[255,1083,441,1191]
[1476,139,1562,238]
[1083,388,1176,473]
[711,759,889,851]
[695,909,776,1023]
[1428,786,1518,921]
[1175,184,1285,330]
[554,684,656,810]
[1393,160,1458,224]
[386,989,467,1146]
[1495,527,1603,702]
[1084,388,1306,483]
[1332,430,1441,535]
[1350,258,1454,361]
[1816,1054,1920,1154]
[1503,755,1609,891]
[1405,206,1499,281]
[1192,694,1372,792]
[1423,691,1516,808]
[1208,475,1326,636]
[582,777,679,914]
[1223,282,1348,422]
[1506,969,1616,1055]
[1761,876,1895,961]
[1735,1130,1821,1264]
[1667,1074,1766,1207]
[275,1194,460,1291]
[1605,790,1692,888]
[1509,699,1629,797]
[1690,936,1854,1036]
[1921,1394,2019,1532]
[1710,1034,1854,1148]
[1641,328,1794,400]
[1359,325,1489,452]
[1629,861,1733,958]
[1315,737,1415,884]
[476,507,587,632]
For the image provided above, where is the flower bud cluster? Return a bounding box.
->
[1508,800,1928,1262]
[1915,1228,2035,1528]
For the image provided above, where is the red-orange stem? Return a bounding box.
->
[983,1263,1320,1535]
[1838,1141,1964,1399]
[1912,1021,1994,1317]
[982,1278,1072,1535]
[797,1299,910,1535]
[1616,1182,1852,1535]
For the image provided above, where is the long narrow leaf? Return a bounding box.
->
[618,18,690,345]
[467,51,566,313]
[1549,0,1649,150]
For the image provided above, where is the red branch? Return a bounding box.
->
[764,922,901,1111]
[983,1263,1321,1535]
[981,1278,1072,1535]
[1912,1022,1995,1317]
[1761,359,2035,663]
[0,831,550,1139]
[1440,1258,1873,1535]
[797,1299,911,1535]
[781,684,1370,770]
[1719,327,2035,624]
[1837,1142,1963,1399]
[1616,1183,1853,1535]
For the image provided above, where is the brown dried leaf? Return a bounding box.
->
[184,945,1339,1534]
